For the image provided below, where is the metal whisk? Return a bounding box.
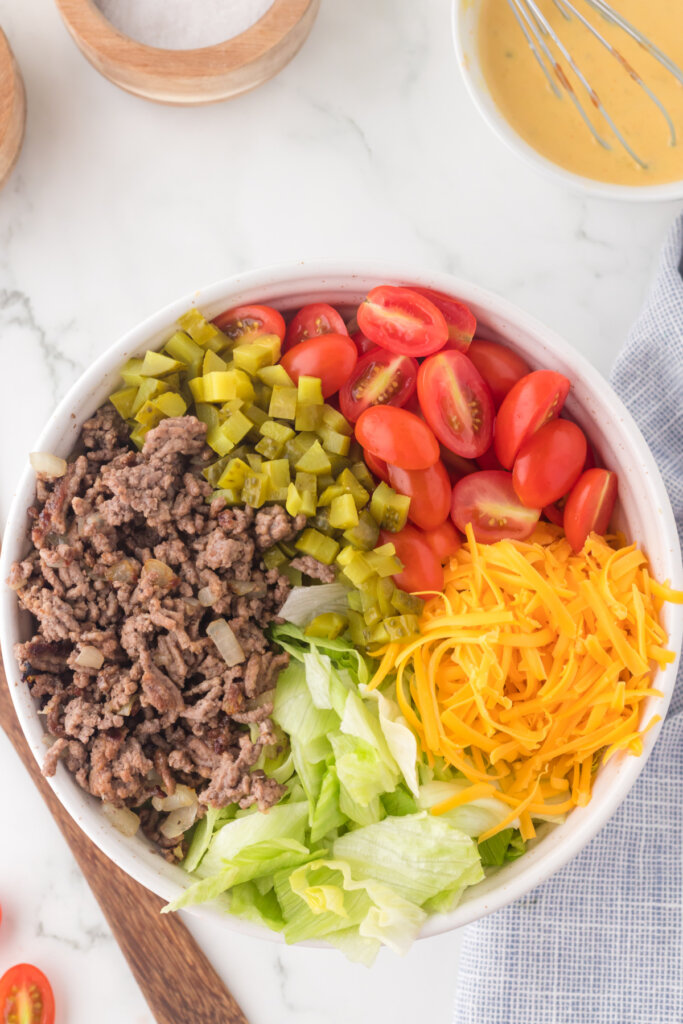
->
[507,0,683,168]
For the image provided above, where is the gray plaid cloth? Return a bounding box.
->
[453,216,683,1024]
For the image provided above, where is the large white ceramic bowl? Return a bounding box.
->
[2,261,682,945]
[453,0,683,202]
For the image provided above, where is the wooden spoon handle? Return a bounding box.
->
[0,668,248,1024]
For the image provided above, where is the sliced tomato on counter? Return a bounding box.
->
[411,287,476,352]
[450,470,541,543]
[279,334,357,397]
[0,963,55,1024]
[346,316,375,356]
[283,302,347,351]
[380,525,444,594]
[417,350,494,459]
[363,448,390,483]
[466,338,531,408]
[494,370,571,469]
[387,460,451,531]
[512,419,587,508]
[420,519,462,561]
[356,285,448,357]
[213,304,286,342]
[355,406,440,471]
[339,347,418,422]
[563,468,618,553]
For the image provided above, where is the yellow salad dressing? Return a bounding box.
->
[477,0,683,185]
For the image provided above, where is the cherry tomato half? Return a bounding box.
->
[0,964,55,1024]
[355,406,440,471]
[476,445,505,472]
[440,445,480,482]
[417,350,494,459]
[420,520,462,562]
[512,419,587,509]
[387,460,451,531]
[466,338,531,409]
[283,302,347,352]
[380,526,444,594]
[543,500,566,527]
[410,287,476,353]
[356,285,448,357]
[494,370,571,470]
[280,334,357,397]
[346,316,375,356]
[450,470,541,543]
[339,347,418,423]
[563,468,618,554]
[213,303,285,342]
[363,448,390,483]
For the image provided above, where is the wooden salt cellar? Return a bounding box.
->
[0,29,26,190]
[54,0,320,105]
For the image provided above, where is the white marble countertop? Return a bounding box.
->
[0,1,681,1021]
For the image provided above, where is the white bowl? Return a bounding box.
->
[2,261,682,944]
[453,0,683,202]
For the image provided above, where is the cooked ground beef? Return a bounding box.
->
[10,409,303,860]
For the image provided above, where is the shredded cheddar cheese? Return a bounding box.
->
[369,523,681,842]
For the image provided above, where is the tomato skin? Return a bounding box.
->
[440,445,480,483]
[0,963,55,1024]
[512,419,587,508]
[346,316,375,356]
[417,350,495,459]
[283,303,347,351]
[420,520,462,562]
[213,304,285,342]
[379,526,444,594]
[467,339,531,409]
[363,448,390,483]
[563,468,618,553]
[494,370,571,470]
[476,445,505,472]
[355,406,440,471]
[339,347,418,423]
[450,470,541,543]
[410,287,477,352]
[387,460,451,531]
[357,285,448,357]
[543,500,565,527]
[279,334,357,397]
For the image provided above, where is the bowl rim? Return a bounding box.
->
[2,258,681,944]
[451,0,683,202]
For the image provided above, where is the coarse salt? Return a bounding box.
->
[94,0,275,50]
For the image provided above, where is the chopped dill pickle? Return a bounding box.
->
[305,613,347,641]
[295,471,317,510]
[164,331,204,376]
[188,377,207,403]
[317,473,335,491]
[252,380,273,411]
[347,590,363,613]
[295,529,340,565]
[342,509,379,550]
[260,421,296,444]
[377,577,396,617]
[297,376,324,406]
[206,425,235,457]
[109,387,138,420]
[130,422,151,449]
[329,493,359,530]
[341,551,375,587]
[384,615,420,640]
[286,483,316,518]
[120,357,146,387]
[311,507,335,536]
[140,350,183,377]
[244,404,269,428]
[318,426,351,456]
[370,481,410,532]
[223,410,253,445]
[319,485,346,507]
[233,342,278,375]
[132,378,168,415]
[391,589,423,615]
[366,544,402,578]
[242,472,270,508]
[348,610,370,647]
[246,453,263,471]
[255,436,283,459]
[262,545,287,570]
[281,565,303,587]
[222,398,244,416]
[284,433,316,466]
[203,455,231,487]
[152,392,187,418]
[134,401,163,428]
[269,386,298,420]
[336,469,370,509]
[369,622,391,645]
[336,545,356,568]
[295,440,332,476]
[262,459,290,497]
[321,404,353,435]
[217,457,251,490]
[257,364,294,388]
[363,604,382,627]
[295,404,323,432]
[207,370,255,404]
[350,461,375,493]
[212,487,241,506]
[178,309,228,351]
[203,349,228,375]
[327,453,350,477]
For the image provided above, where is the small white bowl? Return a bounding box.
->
[452,0,683,202]
[2,261,681,944]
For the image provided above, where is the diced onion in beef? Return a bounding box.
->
[230,581,256,596]
[29,452,67,478]
[105,558,139,584]
[102,803,140,838]
[160,802,198,840]
[279,583,350,626]
[197,586,217,607]
[141,559,177,588]
[207,618,245,667]
[74,645,104,669]
[152,784,197,812]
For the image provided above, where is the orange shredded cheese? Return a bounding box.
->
[369,524,682,839]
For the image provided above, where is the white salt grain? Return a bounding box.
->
[95,0,275,50]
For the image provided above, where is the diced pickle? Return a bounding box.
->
[212,487,241,506]
[297,376,324,406]
[350,461,376,493]
[244,403,268,428]
[363,604,382,627]
[140,350,182,377]
[109,387,138,420]
[223,410,253,444]
[188,377,207,403]
[221,398,244,415]
[369,622,391,645]
[204,370,254,404]
[252,380,273,412]
[321,404,353,435]
[164,331,204,376]
[217,458,251,490]
[295,529,340,565]
[121,357,146,387]
[132,378,168,415]
[246,453,263,471]
[370,481,410,532]
[262,545,287,570]
[178,309,228,351]
[281,565,303,587]
[318,426,351,456]
[257,364,294,388]
[311,507,335,536]
[286,483,311,518]
[295,440,332,476]
[203,349,228,375]
[203,455,231,487]
[260,420,296,444]
[305,613,347,640]
[233,342,278,375]
[377,577,396,617]
[336,468,370,509]
[152,392,187,418]
[255,436,284,459]
[195,403,220,431]
[242,472,270,508]
[366,544,402,578]
[384,615,420,640]
[327,453,351,477]
[329,493,359,530]
[391,589,423,615]
[317,473,335,491]
[269,385,298,420]
[342,509,380,550]
[336,545,356,568]
[206,425,235,457]
[342,551,376,587]
[319,484,346,507]
[347,590,363,612]
[262,459,291,493]
[134,401,163,428]
[348,610,371,647]
[130,422,150,449]
[295,403,323,432]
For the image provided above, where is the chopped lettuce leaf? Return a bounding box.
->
[198,802,309,879]
[362,686,421,796]
[478,828,526,866]
[381,785,419,818]
[310,764,347,843]
[418,780,512,839]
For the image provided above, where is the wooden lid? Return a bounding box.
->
[0,29,26,189]
[54,0,320,106]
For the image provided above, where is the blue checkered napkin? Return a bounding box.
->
[453,216,683,1024]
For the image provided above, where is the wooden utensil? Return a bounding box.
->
[0,28,26,189]
[0,665,248,1024]
[53,0,320,105]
